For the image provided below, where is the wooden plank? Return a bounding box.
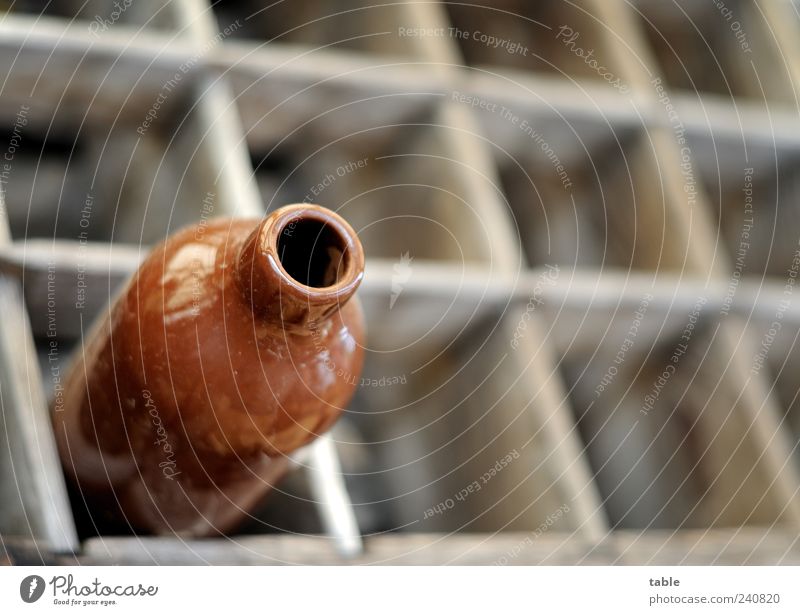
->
[0,278,78,553]
[78,529,800,565]
[6,242,800,345]
[0,159,78,553]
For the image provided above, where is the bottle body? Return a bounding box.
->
[56,206,365,536]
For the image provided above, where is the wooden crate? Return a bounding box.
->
[1,0,800,564]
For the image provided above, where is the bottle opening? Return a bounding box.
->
[277,217,349,288]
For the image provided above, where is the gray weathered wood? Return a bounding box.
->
[78,529,800,565]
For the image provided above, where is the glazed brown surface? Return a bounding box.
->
[55,205,365,536]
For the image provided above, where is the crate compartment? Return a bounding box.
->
[691,133,800,279]
[0,30,192,135]
[563,319,713,529]
[1,130,90,241]
[484,114,687,270]
[346,306,604,536]
[225,60,441,155]
[247,105,500,264]
[2,90,237,245]
[3,123,205,244]
[211,0,426,58]
[633,0,793,102]
[562,311,800,529]
[444,0,630,87]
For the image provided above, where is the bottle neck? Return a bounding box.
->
[236,204,364,331]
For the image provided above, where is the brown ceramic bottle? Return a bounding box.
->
[55,204,365,536]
